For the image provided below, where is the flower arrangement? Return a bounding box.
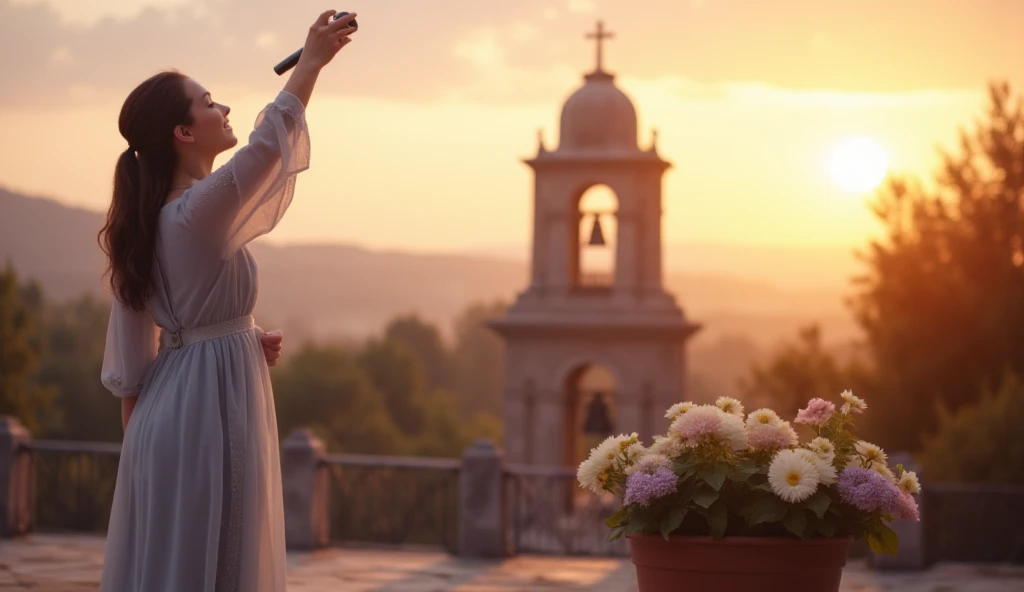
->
[577,391,920,555]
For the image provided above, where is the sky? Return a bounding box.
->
[0,0,1021,253]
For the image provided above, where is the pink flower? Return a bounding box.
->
[747,423,798,451]
[795,398,836,426]
[670,406,723,443]
[892,491,920,521]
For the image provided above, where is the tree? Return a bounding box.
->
[737,325,857,422]
[0,264,56,433]
[384,314,454,392]
[357,338,428,436]
[34,294,121,441]
[272,343,409,455]
[451,300,507,418]
[920,371,1024,484]
[850,81,1024,451]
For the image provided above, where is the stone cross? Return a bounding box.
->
[586,21,615,73]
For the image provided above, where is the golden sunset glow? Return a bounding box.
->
[828,137,890,194]
[0,0,1021,253]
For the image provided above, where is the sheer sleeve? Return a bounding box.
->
[101,298,160,398]
[181,90,311,256]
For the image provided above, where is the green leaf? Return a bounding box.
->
[608,525,626,541]
[700,467,727,491]
[673,457,698,476]
[660,507,688,540]
[740,495,788,526]
[805,490,831,520]
[728,463,760,482]
[706,502,728,539]
[751,482,775,493]
[816,519,836,537]
[802,514,820,539]
[624,511,653,535]
[867,523,899,555]
[782,507,808,538]
[692,487,719,509]
[604,507,628,528]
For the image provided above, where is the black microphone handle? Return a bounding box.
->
[274,48,304,76]
[274,12,357,76]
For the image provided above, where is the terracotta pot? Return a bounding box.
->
[628,534,853,592]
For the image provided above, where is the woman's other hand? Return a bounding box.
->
[259,329,284,367]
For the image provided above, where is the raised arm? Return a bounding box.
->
[180,10,357,256]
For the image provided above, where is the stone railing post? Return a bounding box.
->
[281,428,329,550]
[870,451,928,570]
[457,439,507,557]
[0,416,32,537]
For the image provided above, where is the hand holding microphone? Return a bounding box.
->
[275,10,359,75]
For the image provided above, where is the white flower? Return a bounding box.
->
[665,402,695,420]
[898,471,921,495]
[745,408,783,428]
[808,437,836,462]
[798,449,837,485]
[715,396,745,418]
[840,390,867,414]
[768,449,820,503]
[576,434,638,493]
[648,434,685,459]
[854,441,887,466]
[872,462,896,483]
[716,412,750,451]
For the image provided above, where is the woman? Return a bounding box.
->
[96,10,357,591]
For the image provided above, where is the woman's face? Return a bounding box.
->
[179,77,237,156]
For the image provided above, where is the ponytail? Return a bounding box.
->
[99,71,192,311]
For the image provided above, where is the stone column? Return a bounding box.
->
[0,416,32,537]
[870,451,928,570]
[281,428,329,550]
[458,439,507,557]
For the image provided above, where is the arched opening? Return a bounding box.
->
[575,185,617,291]
[563,363,618,469]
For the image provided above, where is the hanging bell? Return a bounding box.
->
[582,392,614,436]
[587,214,606,247]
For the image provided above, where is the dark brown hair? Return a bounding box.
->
[99,71,194,311]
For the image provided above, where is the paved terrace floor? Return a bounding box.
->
[0,534,1022,591]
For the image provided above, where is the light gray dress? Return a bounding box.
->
[98,90,310,592]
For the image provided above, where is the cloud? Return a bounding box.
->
[1,0,1020,110]
[567,0,597,14]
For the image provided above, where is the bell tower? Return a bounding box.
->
[489,21,701,468]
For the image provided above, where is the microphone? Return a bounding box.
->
[274,11,358,76]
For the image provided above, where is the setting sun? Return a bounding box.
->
[828,137,889,194]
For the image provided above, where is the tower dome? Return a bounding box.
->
[558,71,639,152]
[555,21,638,153]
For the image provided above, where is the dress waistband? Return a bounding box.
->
[159,315,256,350]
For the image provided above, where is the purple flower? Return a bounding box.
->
[837,467,901,513]
[624,466,678,507]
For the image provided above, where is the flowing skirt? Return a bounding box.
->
[100,329,286,592]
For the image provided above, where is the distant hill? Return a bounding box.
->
[0,187,858,348]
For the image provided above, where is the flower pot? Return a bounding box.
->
[627,534,853,592]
